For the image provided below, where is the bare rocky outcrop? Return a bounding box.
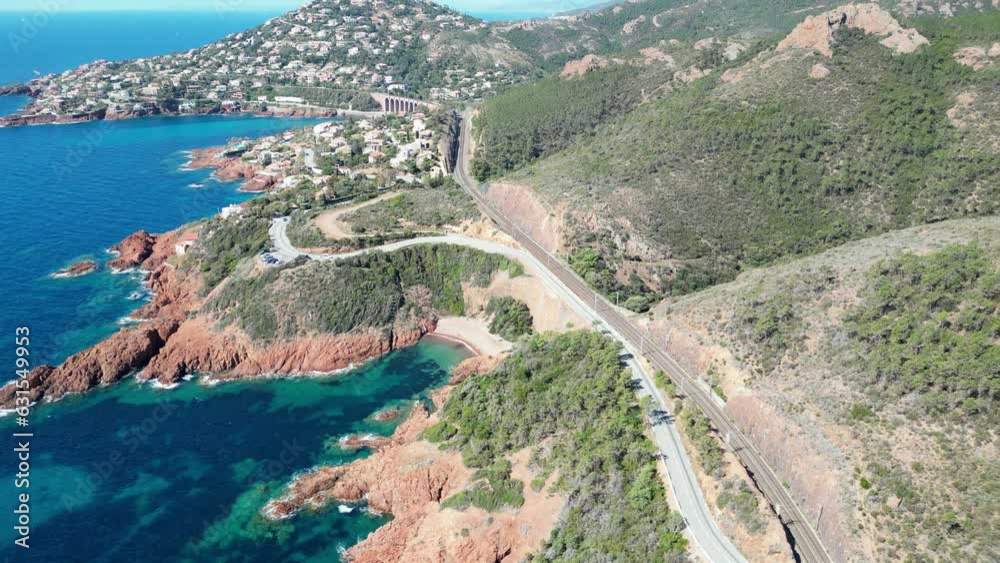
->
[953,43,1000,70]
[52,260,99,278]
[777,3,929,56]
[809,63,831,79]
[0,317,182,407]
[187,147,274,192]
[448,354,504,385]
[484,183,563,253]
[108,230,156,271]
[561,54,610,77]
[622,15,647,35]
[263,387,566,563]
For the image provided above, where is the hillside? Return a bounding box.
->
[2,0,536,125]
[646,216,999,562]
[474,5,1000,310]
[497,0,993,70]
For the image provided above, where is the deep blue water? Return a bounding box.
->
[0,114,327,368]
[0,339,467,562]
[1,11,284,84]
[0,11,468,562]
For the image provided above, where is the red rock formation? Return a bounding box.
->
[560,54,610,78]
[186,147,268,191]
[776,3,928,57]
[262,401,465,519]
[337,434,393,450]
[108,230,156,271]
[140,318,436,384]
[449,354,504,385]
[0,317,182,408]
[372,408,400,422]
[52,260,99,278]
[263,386,564,563]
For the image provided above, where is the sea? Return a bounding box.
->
[0,10,470,562]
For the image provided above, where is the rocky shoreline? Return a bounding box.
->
[263,375,562,563]
[0,87,349,128]
[185,147,275,192]
[51,260,99,278]
[0,223,434,409]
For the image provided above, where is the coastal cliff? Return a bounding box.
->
[263,383,564,563]
[0,317,182,406]
[0,223,437,408]
[138,316,435,385]
[186,147,275,192]
[0,99,339,128]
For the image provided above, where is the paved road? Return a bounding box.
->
[269,224,746,562]
[453,112,834,563]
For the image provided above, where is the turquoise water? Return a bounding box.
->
[0,9,469,562]
[0,339,466,562]
[0,113,326,369]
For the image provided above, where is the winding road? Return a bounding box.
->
[269,224,747,560]
[452,113,835,563]
[268,111,836,561]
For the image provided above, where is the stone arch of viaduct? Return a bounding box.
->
[370,93,440,115]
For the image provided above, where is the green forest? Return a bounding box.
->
[429,331,689,562]
[476,16,1000,304]
[847,243,999,419]
[471,65,656,180]
[207,245,520,342]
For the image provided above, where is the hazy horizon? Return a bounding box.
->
[0,0,597,18]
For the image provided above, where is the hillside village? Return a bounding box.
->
[1,0,530,125]
[1,1,997,562]
[197,110,449,214]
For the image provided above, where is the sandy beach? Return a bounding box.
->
[431,317,512,356]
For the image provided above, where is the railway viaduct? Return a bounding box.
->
[370,92,440,114]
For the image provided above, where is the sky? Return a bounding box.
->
[0,0,596,18]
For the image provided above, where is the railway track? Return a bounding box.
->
[453,112,835,563]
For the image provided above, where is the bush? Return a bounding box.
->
[208,245,519,342]
[847,243,999,419]
[436,331,688,561]
[441,459,525,512]
[485,297,534,340]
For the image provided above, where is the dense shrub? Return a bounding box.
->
[847,243,999,418]
[436,331,689,561]
[485,297,534,340]
[208,245,519,342]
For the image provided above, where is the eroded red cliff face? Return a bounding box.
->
[187,147,275,191]
[263,400,464,519]
[108,230,157,271]
[1,225,437,408]
[262,383,564,563]
[138,318,436,385]
[0,317,182,407]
